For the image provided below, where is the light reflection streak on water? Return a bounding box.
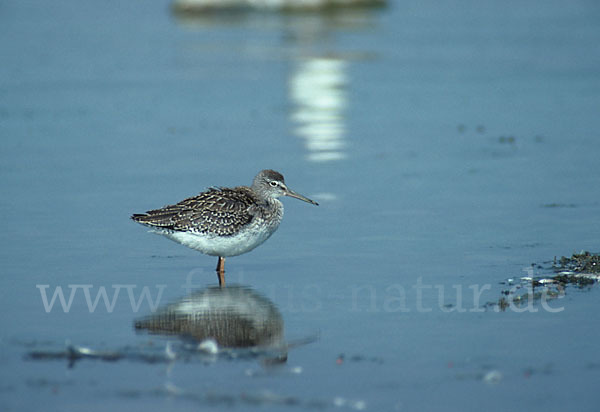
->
[290,57,348,162]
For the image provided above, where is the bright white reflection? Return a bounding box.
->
[289,57,348,162]
[173,0,386,12]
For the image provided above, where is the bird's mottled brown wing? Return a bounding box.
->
[131,187,258,236]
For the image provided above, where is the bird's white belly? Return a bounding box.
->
[153,224,279,257]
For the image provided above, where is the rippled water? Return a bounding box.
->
[2,0,600,410]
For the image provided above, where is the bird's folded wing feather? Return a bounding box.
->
[131,187,258,236]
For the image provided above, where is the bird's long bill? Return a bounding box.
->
[285,189,319,206]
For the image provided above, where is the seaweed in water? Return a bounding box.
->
[485,251,599,311]
[555,251,600,275]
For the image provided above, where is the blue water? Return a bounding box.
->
[2,0,600,410]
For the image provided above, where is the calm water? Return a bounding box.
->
[2,0,600,410]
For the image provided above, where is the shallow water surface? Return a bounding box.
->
[1,0,600,411]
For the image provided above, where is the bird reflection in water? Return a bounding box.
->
[135,285,287,361]
[26,286,293,367]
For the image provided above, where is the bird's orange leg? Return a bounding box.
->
[216,257,225,287]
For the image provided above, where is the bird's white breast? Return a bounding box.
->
[153,200,284,257]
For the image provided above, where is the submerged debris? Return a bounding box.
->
[485,251,599,312]
[335,353,383,365]
[482,370,503,384]
[27,344,123,365]
[551,251,600,288]
[555,251,600,275]
[24,340,292,368]
[553,272,596,287]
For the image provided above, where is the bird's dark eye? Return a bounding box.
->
[269,181,278,187]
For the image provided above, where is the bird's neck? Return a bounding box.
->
[265,197,284,219]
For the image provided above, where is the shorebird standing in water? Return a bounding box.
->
[131,170,318,286]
